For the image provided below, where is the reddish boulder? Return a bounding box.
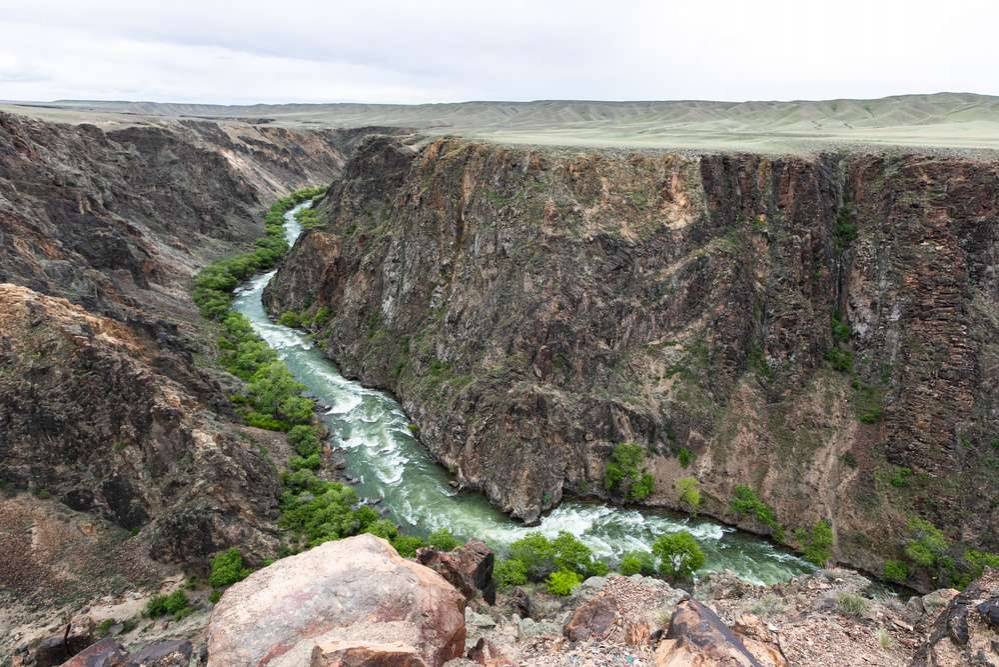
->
[564,596,619,642]
[310,641,426,666]
[417,540,495,604]
[59,638,129,667]
[207,534,466,667]
[656,600,763,667]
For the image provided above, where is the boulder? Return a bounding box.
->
[59,638,129,667]
[563,575,686,646]
[207,534,466,667]
[34,620,95,667]
[465,638,514,667]
[310,641,426,666]
[910,569,999,667]
[656,600,764,667]
[732,614,788,667]
[564,596,618,642]
[128,640,193,666]
[417,541,496,604]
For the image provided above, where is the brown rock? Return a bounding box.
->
[59,637,129,667]
[563,576,686,646]
[417,540,496,604]
[310,641,426,666]
[656,600,763,667]
[206,534,466,667]
[34,620,95,667]
[564,595,619,642]
[465,638,515,667]
[128,640,192,666]
[910,568,999,667]
[732,614,788,667]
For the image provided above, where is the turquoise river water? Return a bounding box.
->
[231,203,813,585]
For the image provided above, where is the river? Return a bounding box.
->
[232,202,813,585]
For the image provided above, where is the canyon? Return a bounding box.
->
[0,98,997,665]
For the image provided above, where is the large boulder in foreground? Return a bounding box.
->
[207,534,466,667]
[656,600,766,667]
[911,568,999,667]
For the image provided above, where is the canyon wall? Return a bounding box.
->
[265,136,999,574]
[0,111,355,575]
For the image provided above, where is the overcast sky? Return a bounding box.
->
[1,0,996,105]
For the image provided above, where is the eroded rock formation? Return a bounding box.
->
[266,136,999,574]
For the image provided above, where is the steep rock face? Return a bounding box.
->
[0,284,283,562]
[0,110,357,567]
[265,137,999,572]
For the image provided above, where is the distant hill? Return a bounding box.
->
[5,93,999,153]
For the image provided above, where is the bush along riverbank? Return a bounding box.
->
[190,188,470,598]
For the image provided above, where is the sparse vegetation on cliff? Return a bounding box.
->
[730,485,784,541]
[676,477,701,514]
[604,442,655,501]
[796,520,834,566]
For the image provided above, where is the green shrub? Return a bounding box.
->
[287,425,322,457]
[494,559,529,589]
[428,528,460,551]
[836,592,868,618]
[730,485,783,540]
[508,532,607,581]
[278,311,303,328]
[831,314,851,343]
[883,560,909,583]
[677,447,694,468]
[96,618,116,637]
[618,550,656,576]
[509,533,557,580]
[676,477,701,514]
[825,347,854,373]
[209,590,222,604]
[552,532,608,578]
[546,569,582,596]
[392,535,426,558]
[797,520,833,566]
[604,442,655,501]
[889,467,913,488]
[363,519,399,541]
[209,548,252,588]
[904,517,949,568]
[145,590,189,618]
[312,306,333,328]
[652,531,706,581]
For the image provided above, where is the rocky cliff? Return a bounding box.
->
[0,111,355,568]
[265,136,999,577]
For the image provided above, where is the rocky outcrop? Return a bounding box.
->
[265,136,999,575]
[206,534,466,667]
[0,284,283,564]
[911,568,999,666]
[417,540,496,604]
[563,575,686,645]
[656,600,766,666]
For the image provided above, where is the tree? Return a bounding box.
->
[652,531,705,581]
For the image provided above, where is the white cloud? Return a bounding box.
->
[0,0,996,103]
